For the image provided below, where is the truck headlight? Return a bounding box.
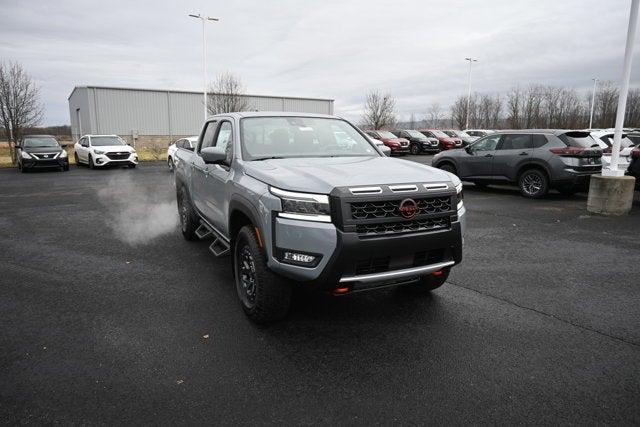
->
[455,183,463,210]
[20,151,32,159]
[270,186,331,223]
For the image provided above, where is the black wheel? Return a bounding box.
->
[401,268,450,294]
[74,152,80,166]
[19,162,27,173]
[63,164,69,172]
[410,143,421,155]
[234,226,292,323]
[88,155,95,169]
[518,169,548,198]
[177,188,198,241]
[439,162,457,176]
[168,157,174,172]
[128,164,136,169]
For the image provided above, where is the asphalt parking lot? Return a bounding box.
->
[1,160,639,424]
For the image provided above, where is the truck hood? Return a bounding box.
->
[243,156,454,193]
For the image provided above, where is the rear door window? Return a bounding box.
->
[498,134,532,150]
[532,135,548,148]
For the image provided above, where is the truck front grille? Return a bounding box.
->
[350,196,451,220]
[356,216,450,236]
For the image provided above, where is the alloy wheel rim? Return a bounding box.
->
[522,173,542,195]
[238,245,257,306]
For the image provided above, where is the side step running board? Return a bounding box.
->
[196,221,230,257]
[195,224,212,239]
[209,239,230,257]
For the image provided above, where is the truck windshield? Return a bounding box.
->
[240,117,379,160]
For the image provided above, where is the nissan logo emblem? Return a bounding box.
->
[399,198,418,219]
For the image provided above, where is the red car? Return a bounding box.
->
[419,129,463,150]
[365,130,410,155]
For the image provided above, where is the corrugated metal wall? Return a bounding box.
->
[68,86,333,138]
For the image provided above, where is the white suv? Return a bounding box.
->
[74,135,138,169]
[167,136,198,172]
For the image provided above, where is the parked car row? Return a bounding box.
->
[364,129,473,155]
[14,134,138,172]
[431,129,640,198]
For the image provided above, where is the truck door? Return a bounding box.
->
[192,120,218,219]
[491,134,533,182]
[202,120,234,235]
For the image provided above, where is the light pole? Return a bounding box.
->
[588,78,598,129]
[464,57,477,130]
[189,13,219,121]
[604,0,638,177]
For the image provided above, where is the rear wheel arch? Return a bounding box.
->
[436,160,457,175]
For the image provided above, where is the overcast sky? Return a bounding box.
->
[1,0,639,126]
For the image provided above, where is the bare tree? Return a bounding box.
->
[426,102,442,128]
[450,96,467,130]
[207,72,250,115]
[362,90,396,129]
[506,87,523,128]
[0,61,44,163]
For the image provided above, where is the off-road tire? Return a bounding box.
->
[234,226,291,323]
[177,188,198,241]
[518,169,548,198]
[401,269,450,294]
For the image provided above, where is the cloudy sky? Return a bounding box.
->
[1,0,639,126]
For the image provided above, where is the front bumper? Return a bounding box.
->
[421,142,440,151]
[93,152,138,167]
[268,196,466,292]
[21,157,68,169]
[389,146,410,155]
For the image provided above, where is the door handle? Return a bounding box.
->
[518,152,528,156]
[484,153,493,157]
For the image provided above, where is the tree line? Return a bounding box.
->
[449,82,640,130]
[363,84,640,131]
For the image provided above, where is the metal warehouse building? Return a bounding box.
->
[68,86,334,146]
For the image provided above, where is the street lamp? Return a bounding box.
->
[189,13,219,121]
[589,78,598,129]
[464,57,477,130]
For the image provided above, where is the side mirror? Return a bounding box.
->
[200,146,227,164]
[465,146,472,155]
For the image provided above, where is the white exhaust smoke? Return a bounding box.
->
[97,174,178,245]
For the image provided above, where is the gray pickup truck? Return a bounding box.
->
[174,112,465,323]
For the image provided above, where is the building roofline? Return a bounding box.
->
[68,85,334,102]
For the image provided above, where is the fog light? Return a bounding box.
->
[283,252,316,264]
[277,249,321,267]
[96,158,103,164]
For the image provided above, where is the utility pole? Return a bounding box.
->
[464,57,477,130]
[189,13,219,121]
[589,78,598,129]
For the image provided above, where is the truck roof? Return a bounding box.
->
[207,111,339,120]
